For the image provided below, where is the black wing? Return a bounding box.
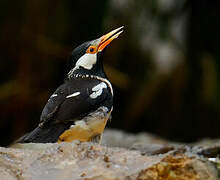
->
[40,78,113,125]
[18,78,113,143]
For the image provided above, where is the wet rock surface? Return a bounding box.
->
[1,129,220,180]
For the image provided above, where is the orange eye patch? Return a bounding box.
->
[86,46,97,54]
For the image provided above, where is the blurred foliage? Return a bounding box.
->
[0,0,220,146]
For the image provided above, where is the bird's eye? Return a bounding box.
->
[90,48,94,53]
[87,46,97,54]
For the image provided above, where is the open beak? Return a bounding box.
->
[98,26,124,52]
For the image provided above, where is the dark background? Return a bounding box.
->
[0,0,220,146]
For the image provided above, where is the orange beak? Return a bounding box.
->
[98,26,124,52]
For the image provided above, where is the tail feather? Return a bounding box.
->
[18,123,70,143]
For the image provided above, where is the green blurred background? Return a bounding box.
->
[0,0,220,146]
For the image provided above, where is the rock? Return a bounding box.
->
[2,142,165,180]
[0,129,219,180]
[137,154,218,180]
[102,129,168,148]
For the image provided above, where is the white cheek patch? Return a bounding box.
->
[75,53,97,70]
[90,82,107,99]
[66,92,80,98]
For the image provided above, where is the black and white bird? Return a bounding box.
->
[18,26,124,143]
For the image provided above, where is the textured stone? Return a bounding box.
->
[1,129,219,180]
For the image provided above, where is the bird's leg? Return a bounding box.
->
[90,134,102,144]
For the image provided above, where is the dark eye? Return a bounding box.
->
[87,46,96,54]
[90,48,94,52]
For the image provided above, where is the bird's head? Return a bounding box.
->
[67,26,124,79]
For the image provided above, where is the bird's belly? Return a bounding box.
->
[58,107,112,143]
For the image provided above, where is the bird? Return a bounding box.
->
[18,26,124,143]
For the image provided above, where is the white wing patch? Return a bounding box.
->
[66,92,80,98]
[90,82,107,99]
[50,94,57,98]
[48,94,58,102]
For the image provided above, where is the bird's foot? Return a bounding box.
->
[91,134,102,144]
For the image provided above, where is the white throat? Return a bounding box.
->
[68,53,97,78]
